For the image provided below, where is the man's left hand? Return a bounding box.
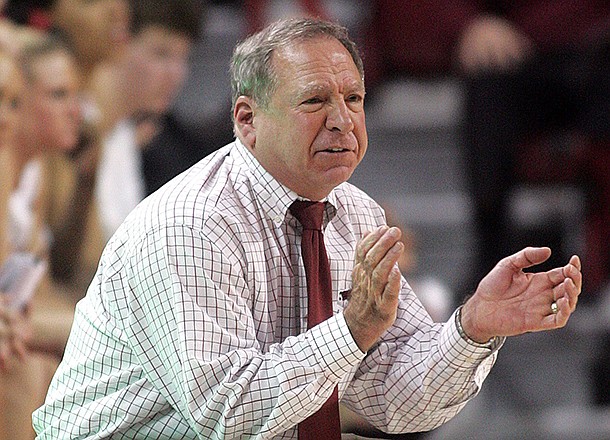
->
[460,247,581,343]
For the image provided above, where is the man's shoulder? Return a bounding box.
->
[126,143,246,231]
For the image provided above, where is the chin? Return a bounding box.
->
[329,164,355,181]
[319,169,353,193]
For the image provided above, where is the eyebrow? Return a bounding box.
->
[294,81,365,102]
[295,83,327,101]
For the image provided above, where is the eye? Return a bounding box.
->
[301,96,323,105]
[153,48,169,59]
[346,94,364,104]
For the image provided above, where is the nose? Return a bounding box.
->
[68,95,81,122]
[325,98,354,133]
[0,101,16,127]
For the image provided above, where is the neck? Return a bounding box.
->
[14,126,40,175]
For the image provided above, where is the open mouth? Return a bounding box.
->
[323,147,350,153]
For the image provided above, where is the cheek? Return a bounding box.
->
[353,117,368,156]
[293,117,323,148]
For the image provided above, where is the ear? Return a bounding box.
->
[233,96,257,150]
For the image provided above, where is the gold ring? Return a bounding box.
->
[550,302,559,314]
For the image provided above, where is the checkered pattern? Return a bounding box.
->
[33,140,502,439]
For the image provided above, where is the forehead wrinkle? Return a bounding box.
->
[273,39,364,106]
[293,75,364,101]
[291,60,363,92]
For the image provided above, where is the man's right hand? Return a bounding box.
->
[344,226,404,352]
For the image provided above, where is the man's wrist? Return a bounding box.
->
[455,305,494,347]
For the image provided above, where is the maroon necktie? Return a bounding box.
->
[290,200,341,440]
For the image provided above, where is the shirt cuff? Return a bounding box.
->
[438,308,505,369]
[455,305,504,350]
[307,314,365,381]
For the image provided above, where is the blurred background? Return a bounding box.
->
[2,0,609,439]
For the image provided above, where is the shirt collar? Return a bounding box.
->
[232,139,337,227]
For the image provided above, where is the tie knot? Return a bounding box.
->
[289,200,325,231]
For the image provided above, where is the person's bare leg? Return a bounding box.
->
[0,353,59,440]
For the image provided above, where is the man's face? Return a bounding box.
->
[23,51,81,152]
[124,26,192,114]
[52,0,129,69]
[0,54,23,149]
[247,37,367,201]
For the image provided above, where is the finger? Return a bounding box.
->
[370,241,404,298]
[554,296,572,326]
[563,273,580,310]
[363,227,402,272]
[355,226,388,264]
[546,262,579,288]
[503,246,551,271]
[569,255,581,271]
[550,261,582,305]
[541,297,570,329]
[563,277,580,311]
[564,258,582,293]
[377,265,401,311]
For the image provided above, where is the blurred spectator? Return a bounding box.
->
[0,32,81,440]
[244,0,330,34]
[48,0,203,295]
[94,0,204,240]
[48,0,129,78]
[0,48,22,264]
[0,3,131,437]
[364,1,610,299]
[243,0,371,48]
[23,0,131,294]
[142,110,234,195]
[3,0,53,29]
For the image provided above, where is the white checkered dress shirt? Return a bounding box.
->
[33,140,500,439]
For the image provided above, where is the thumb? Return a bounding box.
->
[502,246,552,271]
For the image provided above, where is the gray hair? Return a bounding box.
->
[230,17,364,111]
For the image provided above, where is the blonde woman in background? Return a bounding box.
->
[39,0,131,294]
[0,2,129,437]
[0,33,81,440]
[0,48,22,263]
[0,46,25,375]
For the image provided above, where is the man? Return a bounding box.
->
[33,18,582,439]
